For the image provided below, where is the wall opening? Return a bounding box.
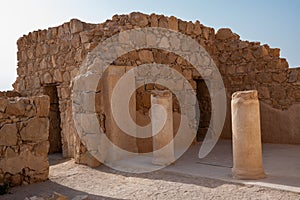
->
[44,85,62,154]
[195,79,211,142]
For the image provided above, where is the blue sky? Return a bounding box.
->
[0,0,299,90]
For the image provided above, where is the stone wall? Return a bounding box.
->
[0,94,50,186]
[13,12,300,165]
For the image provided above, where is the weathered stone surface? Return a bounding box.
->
[0,124,18,146]
[216,28,234,40]
[231,90,265,179]
[6,99,25,116]
[288,70,298,83]
[272,72,286,83]
[20,117,49,142]
[138,50,154,63]
[168,16,178,31]
[129,12,148,27]
[151,90,175,166]
[253,46,269,58]
[35,141,50,156]
[70,19,84,34]
[158,16,168,28]
[0,98,8,112]
[34,95,50,117]
[43,72,53,84]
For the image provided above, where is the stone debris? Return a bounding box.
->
[24,192,88,200]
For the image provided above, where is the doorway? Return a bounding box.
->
[44,85,62,154]
[195,79,211,142]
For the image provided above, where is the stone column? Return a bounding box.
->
[103,65,138,161]
[231,90,265,179]
[151,90,175,166]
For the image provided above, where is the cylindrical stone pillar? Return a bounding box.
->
[231,90,266,179]
[151,90,175,166]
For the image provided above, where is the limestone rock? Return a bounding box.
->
[35,141,50,156]
[20,117,49,142]
[6,99,25,116]
[216,28,234,40]
[34,95,50,117]
[0,98,8,112]
[70,19,84,34]
[168,16,178,31]
[0,124,18,146]
[43,72,53,84]
[129,12,148,27]
[138,50,154,63]
[253,46,269,58]
[231,90,265,180]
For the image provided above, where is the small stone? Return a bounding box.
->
[270,48,280,57]
[70,19,84,34]
[159,37,170,49]
[186,22,194,34]
[129,12,148,27]
[216,28,234,40]
[149,14,158,27]
[168,16,178,31]
[138,50,154,63]
[272,73,286,83]
[52,192,68,200]
[43,72,53,84]
[253,46,269,58]
[53,69,63,83]
[158,16,168,28]
[71,195,89,200]
[288,70,298,83]
[193,21,202,35]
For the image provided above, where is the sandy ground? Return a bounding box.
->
[0,156,299,200]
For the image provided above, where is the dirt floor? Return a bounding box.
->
[1,155,299,200]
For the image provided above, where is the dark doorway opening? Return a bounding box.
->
[196,79,211,142]
[44,85,62,154]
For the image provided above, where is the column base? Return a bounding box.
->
[232,168,266,180]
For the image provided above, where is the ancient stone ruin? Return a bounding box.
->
[0,12,300,186]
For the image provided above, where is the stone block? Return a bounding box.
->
[70,19,84,34]
[272,72,287,83]
[0,124,18,146]
[20,117,49,142]
[129,12,148,27]
[216,28,234,40]
[168,16,178,31]
[253,46,269,58]
[138,50,154,63]
[34,95,50,117]
[6,99,25,116]
[0,98,8,112]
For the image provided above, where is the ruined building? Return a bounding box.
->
[0,12,299,186]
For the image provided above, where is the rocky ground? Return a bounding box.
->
[1,157,299,200]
